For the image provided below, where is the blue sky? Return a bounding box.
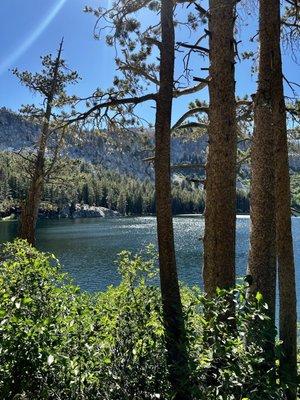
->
[0,0,298,123]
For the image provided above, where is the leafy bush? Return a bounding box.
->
[0,241,168,399]
[0,240,286,399]
[184,287,283,400]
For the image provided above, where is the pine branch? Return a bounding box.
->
[118,62,159,85]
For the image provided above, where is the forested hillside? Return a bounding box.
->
[1,108,299,217]
[0,152,209,216]
[0,107,207,181]
[0,108,253,216]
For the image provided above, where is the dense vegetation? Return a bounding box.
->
[0,240,290,400]
[0,152,252,217]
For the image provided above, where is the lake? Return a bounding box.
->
[0,215,299,316]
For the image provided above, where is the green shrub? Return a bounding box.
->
[184,286,283,400]
[0,241,168,399]
[0,240,286,399]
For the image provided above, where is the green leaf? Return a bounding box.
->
[255,292,263,302]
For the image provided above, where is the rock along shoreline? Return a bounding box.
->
[0,204,120,221]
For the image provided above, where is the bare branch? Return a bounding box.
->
[143,156,155,163]
[174,76,210,97]
[174,122,208,130]
[172,106,209,130]
[68,92,157,125]
[177,41,210,54]
[171,162,206,170]
[143,36,162,49]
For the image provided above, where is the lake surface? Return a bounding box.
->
[0,215,299,315]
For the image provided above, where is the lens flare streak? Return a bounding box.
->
[0,0,68,74]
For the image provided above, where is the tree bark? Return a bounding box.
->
[272,2,298,398]
[19,100,53,246]
[19,174,44,246]
[203,0,237,296]
[248,0,277,339]
[19,108,50,246]
[19,42,63,246]
[154,1,190,398]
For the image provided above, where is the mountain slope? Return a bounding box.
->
[0,107,208,181]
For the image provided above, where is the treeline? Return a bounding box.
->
[0,152,251,216]
[0,152,199,215]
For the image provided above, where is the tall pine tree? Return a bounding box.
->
[273,0,298,397]
[203,0,237,297]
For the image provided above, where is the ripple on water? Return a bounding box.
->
[0,216,299,316]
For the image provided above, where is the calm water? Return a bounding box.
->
[0,216,299,315]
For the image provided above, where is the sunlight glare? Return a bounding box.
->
[0,0,68,75]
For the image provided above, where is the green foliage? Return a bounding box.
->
[12,47,79,123]
[0,152,206,216]
[184,286,283,400]
[291,173,300,210]
[0,241,168,399]
[0,151,255,218]
[0,240,286,399]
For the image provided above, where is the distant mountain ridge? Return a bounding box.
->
[0,107,207,181]
[0,107,39,150]
[2,107,300,184]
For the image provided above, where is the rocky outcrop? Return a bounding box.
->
[58,204,120,219]
[0,203,120,220]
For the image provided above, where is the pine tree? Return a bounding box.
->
[153,1,191,397]
[203,0,237,297]
[247,0,277,360]
[13,40,79,245]
[273,1,298,397]
[82,2,210,396]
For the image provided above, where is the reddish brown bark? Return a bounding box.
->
[154,0,190,398]
[203,0,237,296]
[19,175,44,246]
[272,1,298,398]
[248,0,277,361]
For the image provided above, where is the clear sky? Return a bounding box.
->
[0,0,298,123]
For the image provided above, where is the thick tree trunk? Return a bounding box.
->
[248,0,276,344]
[203,0,237,296]
[154,1,190,399]
[273,2,298,398]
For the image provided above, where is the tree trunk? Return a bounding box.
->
[154,1,190,398]
[273,2,298,398]
[19,172,44,246]
[19,107,50,246]
[248,0,277,348]
[203,0,237,296]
